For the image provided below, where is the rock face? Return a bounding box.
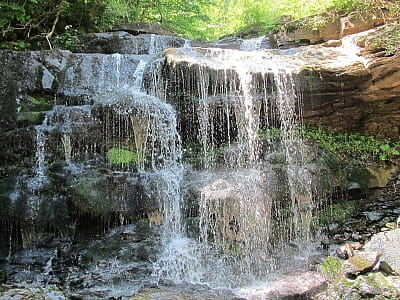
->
[76,31,187,54]
[301,53,400,138]
[272,4,397,48]
[0,34,187,234]
[161,26,400,138]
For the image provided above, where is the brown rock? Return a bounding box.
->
[340,8,395,37]
[345,252,381,276]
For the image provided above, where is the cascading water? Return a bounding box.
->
[149,44,320,287]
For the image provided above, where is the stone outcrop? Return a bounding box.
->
[161,26,400,138]
[76,31,187,54]
[0,34,186,225]
[301,53,400,138]
[272,3,398,48]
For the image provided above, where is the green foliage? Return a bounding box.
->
[303,126,400,163]
[51,26,79,51]
[0,40,31,51]
[0,0,398,43]
[318,200,357,225]
[258,127,282,140]
[106,147,141,166]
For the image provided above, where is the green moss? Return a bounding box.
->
[322,256,344,283]
[17,111,43,125]
[21,95,55,112]
[106,147,141,166]
[69,172,111,216]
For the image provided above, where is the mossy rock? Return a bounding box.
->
[321,256,344,283]
[344,272,400,299]
[346,252,381,275]
[106,147,141,166]
[69,171,111,216]
[23,95,55,112]
[17,111,43,125]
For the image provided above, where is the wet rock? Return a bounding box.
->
[322,39,342,47]
[131,284,239,300]
[0,286,67,300]
[364,228,400,274]
[237,271,327,299]
[76,32,187,54]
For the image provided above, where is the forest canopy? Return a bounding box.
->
[0,0,398,49]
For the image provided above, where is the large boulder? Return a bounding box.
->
[364,228,400,274]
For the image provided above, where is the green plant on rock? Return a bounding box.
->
[51,26,79,51]
[106,147,141,166]
[24,95,55,112]
[322,256,345,283]
[258,127,282,140]
[318,200,357,225]
[303,126,400,164]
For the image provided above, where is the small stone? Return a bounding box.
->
[322,40,342,47]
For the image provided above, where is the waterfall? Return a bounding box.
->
[3,30,327,293]
[151,46,318,286]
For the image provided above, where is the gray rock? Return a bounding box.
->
[0,287,67,300]
[364,228,400,274]
[76,31,187,54]
[237,271,327,299]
